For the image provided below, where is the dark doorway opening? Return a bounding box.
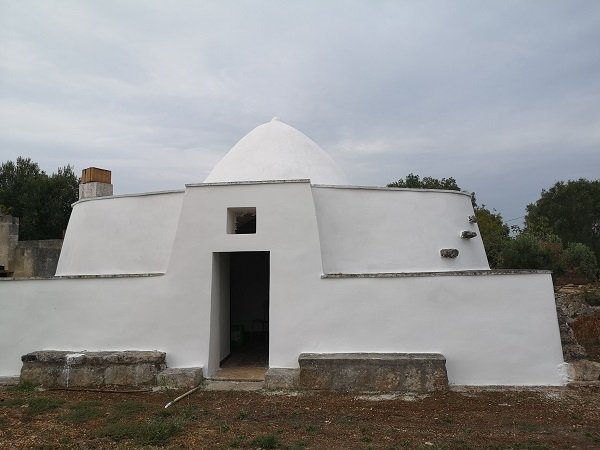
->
[220,251,269,372]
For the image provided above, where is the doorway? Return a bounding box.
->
[210,251,270,379]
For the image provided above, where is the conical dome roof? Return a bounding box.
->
[204,118,348,185]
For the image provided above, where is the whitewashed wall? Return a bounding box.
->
[312,186,489,273]
[269,272,565,386]
[0,181,564,386]
[0,275,208,376]
[56,191,184,276]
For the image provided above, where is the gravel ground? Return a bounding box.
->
[1,384,599,449]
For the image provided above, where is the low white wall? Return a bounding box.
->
[312,186,489,273]
[56,192,184,276]
[269,272,565,386]
[0,275,210,376]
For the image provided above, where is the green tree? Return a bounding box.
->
[0,157,79,240]
[387,173,461,191]
[560,242,599,282]
[474,205,510,268]
[497,233,558,271]
[525,178,600,260]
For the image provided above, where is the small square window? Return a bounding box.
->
[227,207,256,234]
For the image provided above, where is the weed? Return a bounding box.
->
[229,435,246,448]
[290,440,307,450]
[109,399,147,421]
[64,400,102,423]
[0,398,26,408]
[450,441,475,450]
[489,443,550,450]
[237,409,249,420]
[361,435,373,443]
[181,405,198,420]
[58,436,72,446]
[25,398,65,416]
[582,287,600,306]
[100,416,186,446]
[516,422,542,432]
[585,431,600,443]
[305,424,319,433]
[9,382,37,392]
[252,433,280,449]
[0,416,9,428]
[220,420,230,433]
[341,415,354,426]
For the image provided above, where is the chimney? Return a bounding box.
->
[79,167,113,200]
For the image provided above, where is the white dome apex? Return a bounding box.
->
[204,118,348,185]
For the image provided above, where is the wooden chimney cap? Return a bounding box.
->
[81,167,111,184]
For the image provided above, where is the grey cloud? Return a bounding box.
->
[1,0,599,220]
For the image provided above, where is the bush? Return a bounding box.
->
[560,243,599,282]
[498,233,557,271]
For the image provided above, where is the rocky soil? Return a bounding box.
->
[1,384,600,449]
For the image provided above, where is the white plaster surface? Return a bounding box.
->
[0,182,564,385]
[204,118,348,185]
[312,186,489,273]
[56,191,184,276]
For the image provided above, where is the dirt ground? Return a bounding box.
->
[1,384,599,450]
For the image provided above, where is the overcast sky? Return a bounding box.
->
[1,1,599,223]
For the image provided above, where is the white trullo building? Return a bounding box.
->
[0,118,566,387]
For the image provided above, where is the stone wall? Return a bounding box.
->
[0,214,62,278]
[12,240,63,278]
[0,215,19,275]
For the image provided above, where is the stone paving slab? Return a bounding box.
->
[298,352,448,393]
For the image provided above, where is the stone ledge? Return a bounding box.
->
[20,350,166,388]
[264,368,300,389]
[157,367,204,390]
[298,352,448,393]
[321,269,552,279]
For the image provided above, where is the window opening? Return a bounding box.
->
[227,207,256,234]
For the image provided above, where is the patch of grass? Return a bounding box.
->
[9,381,37,392]
[582,287,600,306]
[585,431,600,443]
[109,399,147,421]
[220,420,230,433]
[100,416,186,446]
[341,414,354,426]
[516,422,543,432]
[450,441,475,450]
[252,433,281,449]
[0,398,26,408]
[229,435,246,448]
[25,398,65,416]
[305,424,319,433]
[64,400,102,423]
[488,443,550,450]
